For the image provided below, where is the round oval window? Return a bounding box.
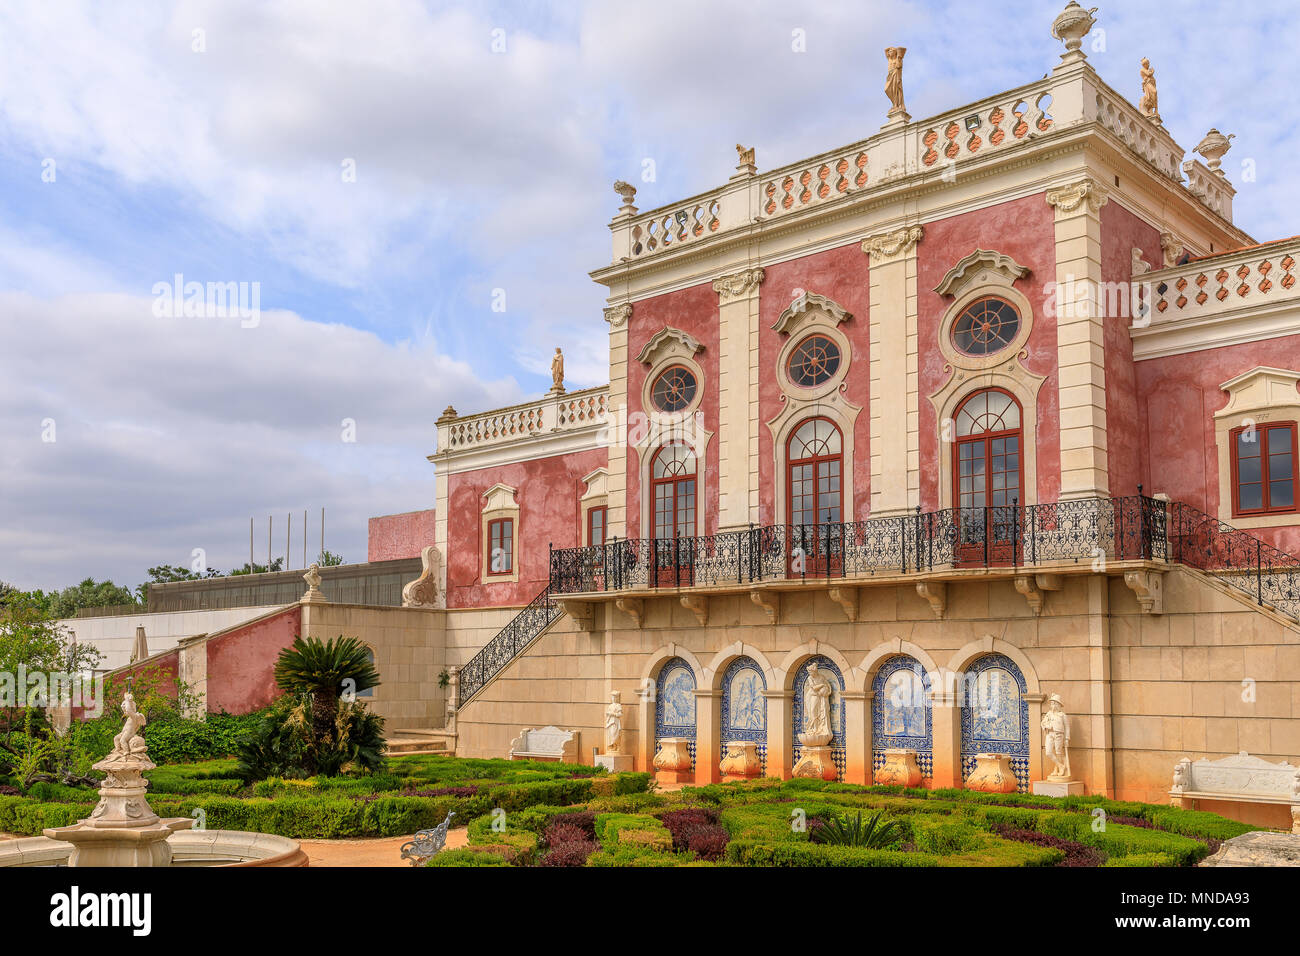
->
[951,297,1020,356]
[650,365,698,412]
[787,334,842,388]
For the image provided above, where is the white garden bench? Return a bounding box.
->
[1170,751,1300,832]
[508,725,579,763]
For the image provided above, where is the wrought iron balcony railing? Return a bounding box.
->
[549,494,1300,621]
[457,584,561,706]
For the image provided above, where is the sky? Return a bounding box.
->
[0,0,1295,591]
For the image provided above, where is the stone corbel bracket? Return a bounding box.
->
[915,581,946,619]
[1015,573,1063,616]
[750,590,778,625]
[615,597,644,628]
[1123,569,1164,614]
[556,599,597,634]
[827,586,859,622]
[681,593,708,626]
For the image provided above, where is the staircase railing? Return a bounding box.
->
[457,584,561,706]
[1163,499,1300,619]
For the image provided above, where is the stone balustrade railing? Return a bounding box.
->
[1144,239,1300,321]
[606,62,1231,268]
[437,385,609,456]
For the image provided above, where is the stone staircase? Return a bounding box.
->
[386,728,453,757]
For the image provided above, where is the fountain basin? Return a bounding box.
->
[0,830,307,867]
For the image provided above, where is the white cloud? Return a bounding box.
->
[0,292,519,589]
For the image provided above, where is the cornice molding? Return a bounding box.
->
[636,326,704,366]
[934,248,1031,297]
[771,291,853,335]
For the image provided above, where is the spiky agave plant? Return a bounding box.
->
[811,809,900,848]
[273,635,380,751]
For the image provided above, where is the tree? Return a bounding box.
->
[273,635,379,747]
[44,578,140,618]
[0,592,102,683]
[228,558,285,576]
[317,550,345,567]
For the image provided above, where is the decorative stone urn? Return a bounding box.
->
[1050,2,1098,62]
[874,748,923,788]
[652,737,693,784]
[965,753,1020,794]
[719,741,762,781]
[43,692,192,866]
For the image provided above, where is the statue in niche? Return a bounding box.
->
[800,663,833,746]
[1139,58,1158,119]
[604,691,624,755]
[1041,694,1072,781]
[884,47,907,116]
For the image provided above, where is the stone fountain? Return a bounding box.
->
[0,691,306,867]
[42,692,192,866]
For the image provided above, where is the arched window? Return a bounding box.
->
[787,418,842,526]
[953,389,1022,564]
[651,444,697,539]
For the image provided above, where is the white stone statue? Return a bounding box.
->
[800,663,833,746]
[1172,757,1192,793]
[303,563,321,592]
[1040,694,1071,781]
[111,692,148,758]
[604,691,624,755]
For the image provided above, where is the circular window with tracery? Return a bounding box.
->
[650,365,698,413]
[951,297,1020,356]
[787,334,842,388]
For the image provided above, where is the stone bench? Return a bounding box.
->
[509,725,579,763]
[1170,752,1300,833]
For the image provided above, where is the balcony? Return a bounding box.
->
[550,495,1300,621]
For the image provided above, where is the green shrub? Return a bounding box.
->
[426,848,511,867]
[595,812,672,851]
[909,815,985,855]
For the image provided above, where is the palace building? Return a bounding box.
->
[117,3,1300,828]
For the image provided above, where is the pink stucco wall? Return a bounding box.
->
[1135,335,1300,553]
[367,509,436,562]
[206,606,302,714]
[758,243,872,523]
[624,281,721,537]
[1101,201,1163,498]
[446,447,609,608]
[918,193,1061,509]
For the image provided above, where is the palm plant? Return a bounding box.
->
[811,809,900,848]
[273,635,380,747]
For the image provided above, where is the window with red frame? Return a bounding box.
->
[487,517,514,575]
[1232,423,1299,516]
[587,506,607,547]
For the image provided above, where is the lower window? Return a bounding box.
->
[1231,422,1298,516]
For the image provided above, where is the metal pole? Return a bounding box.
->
[268,516,272,573]
[320,507,325,563]
[286,513,291,570]
[249,517,253,571]
[303,510,307,568]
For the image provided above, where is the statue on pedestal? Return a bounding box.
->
[1139,57,1160,124]
[800,663,833,747]
[1041,694,1071,781]
[549,348,566,394]
[884,47,908,120]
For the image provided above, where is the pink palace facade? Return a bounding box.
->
[341,4,1300,825]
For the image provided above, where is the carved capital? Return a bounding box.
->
[1159,231,1184,267]
[749,589,778,625]
[680,593,708,626]
[713,268,766,304]
[915,580,946,619]
[1045,178,1109,217]
[862,224,924,265]
[603,302,633,328]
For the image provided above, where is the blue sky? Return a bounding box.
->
[0,0,1294,590]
